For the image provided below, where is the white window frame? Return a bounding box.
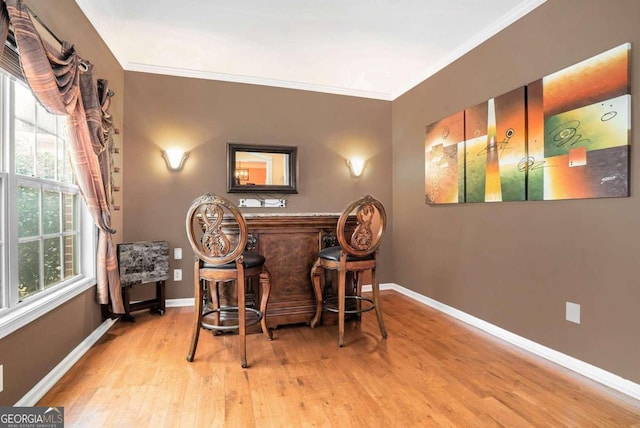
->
[0,171,6,310]
[0,72,97,340]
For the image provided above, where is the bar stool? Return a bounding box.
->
[185,193,272,368]
[310,195,387,346]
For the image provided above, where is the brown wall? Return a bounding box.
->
[0,0,124,405]
[122,73,393,300]
[391,0,640,383]
[0,292,102,404]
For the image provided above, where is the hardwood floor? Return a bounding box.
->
[39,291,640,427]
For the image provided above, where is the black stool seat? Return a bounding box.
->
[202,252,265,269]
[318,246,375,262]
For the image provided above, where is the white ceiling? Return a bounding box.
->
[74,0,546,101]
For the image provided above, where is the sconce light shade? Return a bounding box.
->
[162,149,189,171]
[347,157,366,178]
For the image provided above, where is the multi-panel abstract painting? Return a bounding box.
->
[425,42,631,204]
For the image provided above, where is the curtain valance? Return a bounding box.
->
[0,0,124,314]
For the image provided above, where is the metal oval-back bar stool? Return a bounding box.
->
[310,194,387,346]
[185,193,272,368]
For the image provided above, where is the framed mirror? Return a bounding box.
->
[227,143,298,193]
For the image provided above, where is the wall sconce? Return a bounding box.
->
[162,149,189,171]
[347,157,366,178]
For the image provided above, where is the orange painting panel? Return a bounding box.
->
[543,44,630,117]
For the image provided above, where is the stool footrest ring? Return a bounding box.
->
[323,295,375,314]
[200,306,263,331]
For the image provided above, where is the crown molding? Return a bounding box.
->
[391,0,548,99]
[125,62,395,100]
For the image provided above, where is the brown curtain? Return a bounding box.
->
[0,0,124,313]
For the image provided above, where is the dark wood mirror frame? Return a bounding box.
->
[227,143,298,194]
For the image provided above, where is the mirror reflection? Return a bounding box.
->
[234,151,290,186]
[227,143,298,194]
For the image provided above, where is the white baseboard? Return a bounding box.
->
[166,298,194,307]
[361,283,393,292]
[16,317,118,406]
[386,282,640,402]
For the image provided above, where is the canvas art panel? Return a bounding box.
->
[425,110,465,204]
[527,42,631,201]
[465,87,527,203]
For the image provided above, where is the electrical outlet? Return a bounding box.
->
[239,198,261,207]
[264,198,286,207]
[566,302,580,324]
[1,364,3,392]
[174,248,182,260]
[174,269,182,281]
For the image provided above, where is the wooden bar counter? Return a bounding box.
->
[243,213,342,329]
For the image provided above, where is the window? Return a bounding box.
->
[0,67,96,338]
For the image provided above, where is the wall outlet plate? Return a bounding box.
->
[174,269,182,281]
[239,198,285,208]
[239,198,261,207]
[566,302,581,324]
[264,198,286,207]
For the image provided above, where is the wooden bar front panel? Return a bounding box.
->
[245,215,339,329]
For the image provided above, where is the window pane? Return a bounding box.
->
[14,82,35,123]
[62,192,76,232]
[37,103,57,134]
[18,186,40,238]
[44,237,61,287]
[58,135,74,183]
[18,240,40,298]
[37,130,57,180]
[15,120,35,176]
[63,235,76,279]
[42,190,61,234]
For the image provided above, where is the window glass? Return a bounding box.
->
[18,240,40,299]
[14,82,35,122]
[63,234,76,278]
[43,236,61,287]
[1,73,90,315]
[14,120,35,176]
[36,129,57,180]
[37,103,56,134]
[58,134,73,183]
[62,191,76,232]
[18,185,40,238]
[42,190,61,234]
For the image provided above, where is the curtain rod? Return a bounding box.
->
[22,6,88,72]
[24,4,63,46]
[21,4,115,97]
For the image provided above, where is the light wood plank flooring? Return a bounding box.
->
[38,291,640,427]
